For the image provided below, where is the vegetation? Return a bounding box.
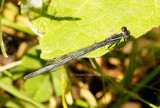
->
[0,0,160,108]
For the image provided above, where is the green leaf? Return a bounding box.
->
[8,47,45,80]
[22,47,45,70]
[0,95,25,108]
[0,94,41,108]
[1,18,35,35]
[22,47,53,102]
[0,79,46,108]
[25,74,53,102]
[21,0,160,59]
[51,70,62,96]
[9,66,29,80]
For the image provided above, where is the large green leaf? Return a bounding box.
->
[0,79,46,108]
[21,0,160,59]
[21,47,53,102]
[22,47,45,70]
[8,47,45,80]
[51,70,62,97]
[24,74,53,102]
[0,95,25,108]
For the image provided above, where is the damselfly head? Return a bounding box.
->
[121,26,130,39]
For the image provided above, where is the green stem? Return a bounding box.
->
[91,58,106,94]
[2,17,36,36]
[0,0,8,57]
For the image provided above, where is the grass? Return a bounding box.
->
[0,0,7,57]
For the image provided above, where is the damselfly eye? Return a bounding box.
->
[121,26,127,32]
[121,26,130,39]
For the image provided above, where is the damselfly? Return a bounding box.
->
[24,27,130,79]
